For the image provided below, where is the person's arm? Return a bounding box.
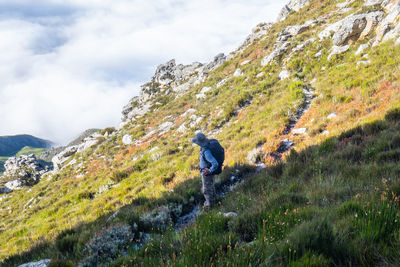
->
[204,149,218,174]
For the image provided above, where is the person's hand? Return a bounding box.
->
[202,168,211,175]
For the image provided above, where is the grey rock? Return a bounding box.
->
[52,146,78,172]
[279,70,291,80]
[158,121,174,135]
[202,53,226,73]
[216,78,228,88]
[122,134,133,145]
[246,147,265,165]
[256,72,265,78]
[278,0,311,21]
[18,259,51,267]
[77,132,103,153]
[357,60,371,66]
[196,86,212,99]
[328,45,350,60]
[355,43,370,55]
[238,23,272,52]
[292,128,307,135]
[320,11,384,45]
[233,69,243,77]
[224,212,238,218]
[153,59,203,86]
[327,112,337,119]
[1,154,51,190]
[4,180,23,190]
[332,16,368,46]
[261,41,291,66]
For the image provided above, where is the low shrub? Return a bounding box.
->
[282,218,336,260]
[48,259,74,267]
[385,108,400,122]
[79,225,134,267]
[56,229,79,255]
[355,202,400,243]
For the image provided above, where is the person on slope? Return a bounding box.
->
[192,132,225,208]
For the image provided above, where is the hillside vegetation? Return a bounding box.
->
[2,0,400,266]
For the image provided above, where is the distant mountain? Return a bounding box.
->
[0,135,53,157]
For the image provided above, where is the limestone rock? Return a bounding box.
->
[355,43,370,55]
[18,259,51,267]
[279,70,291,80]
[238,23,272,52]
[246,147,265,165]
[153,59,203,86]
[77,132,103,153]
[328,45,350,60]
[332,12,383,46]
[52,146,78,172]
[122,135,133,145]
[327,112,337,119]
[261,42,291,66]
[319,11,384,45]
[278,0,311,21]
[233,69,243,77]
[1,154,51,192]
[158,122,174,135]
[292,128,307,135]
[224,212,238,218]
[216,79,228,88]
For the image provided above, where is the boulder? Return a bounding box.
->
[122,135,133,145]
[18,259,51,267]
[233,69,243,77]
[327,112,338,119]
[292,128,307,135]
[328,45,350,60]
[279,70,291,80]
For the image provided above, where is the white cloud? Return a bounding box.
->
[0,0,287,144]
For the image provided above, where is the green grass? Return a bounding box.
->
[15,146,47,157]
[1,0,400,265]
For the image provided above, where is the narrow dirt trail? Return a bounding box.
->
[270,86,315,161]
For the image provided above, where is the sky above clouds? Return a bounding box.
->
[0,0,287,145]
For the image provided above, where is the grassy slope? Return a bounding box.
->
[1,0,400,265]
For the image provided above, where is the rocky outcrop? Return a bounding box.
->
[51,132,103,171]
[0,154,51,193]
[262,20,317,66]
[237,23,272,53]
[153,59,203,86]
[319,11,384,45]
[278,0,311,21]
[52,146,78,171]
[120,53,227,125]
[18,259,51,267]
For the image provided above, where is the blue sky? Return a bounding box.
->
[0,0,287,144]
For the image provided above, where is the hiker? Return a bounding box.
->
[192,132,225,208]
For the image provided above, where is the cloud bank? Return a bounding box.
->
[0,0,287,145]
